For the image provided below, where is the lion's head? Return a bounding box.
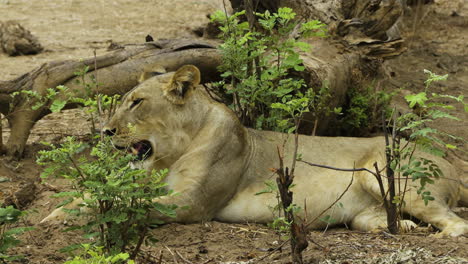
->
[103,65,205,168]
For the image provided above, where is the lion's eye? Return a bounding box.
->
[130,98,143,109]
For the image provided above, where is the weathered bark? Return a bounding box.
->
[230,0,405,54]
[0,39,222,158]
[0,1,405,158]
[230,0,281,14]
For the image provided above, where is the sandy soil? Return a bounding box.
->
[0,0,467,263]
[0,0,224,79]
[383,0,468,160]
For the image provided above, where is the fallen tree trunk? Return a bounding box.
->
[0,39,222,157]
[0,0,405,158]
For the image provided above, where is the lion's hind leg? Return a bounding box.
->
[351,206,417,233]
[358,167,468,236]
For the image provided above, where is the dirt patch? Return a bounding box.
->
[0,0,467,263]
[0,0,223,80]
[383,0,468,159]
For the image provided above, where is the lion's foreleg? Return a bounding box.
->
[351,206,417,233]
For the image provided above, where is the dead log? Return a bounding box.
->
[230,0,405,53]
[0,1,406,159]
[0,39,222,158]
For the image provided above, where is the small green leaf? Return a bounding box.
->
[294,65,305,71]
[51,191,81,198]
[294,41,311,52]
[4,227,34,236]
[278,7,295,19]
[50,99,67,113]
[55,197,74,208]
[405,92,428,108]
[153,202,177,218]
[428,110,460,121]
[333,107,342,114]
[30,102,43,110]
[82,232,100,239]
[319,215,337,224]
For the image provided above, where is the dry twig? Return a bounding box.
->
[175,250,193,264]
[163,245,179,264]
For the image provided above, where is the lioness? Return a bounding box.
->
[44,65,468,237]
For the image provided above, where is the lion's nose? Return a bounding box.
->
[104,128,116,136]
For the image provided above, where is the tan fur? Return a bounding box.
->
[43,65,468,237]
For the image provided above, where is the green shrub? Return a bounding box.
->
[63,244,134,264]
[211,7,330,131]
[340,84,394,136]
[390,70,467,205]
[37,136,176,259]
[0,206,33,263]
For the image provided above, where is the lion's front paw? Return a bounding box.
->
[368,220,418,234]
[399,220,418,233]
[40,197,90,225]
[39,207,68,225]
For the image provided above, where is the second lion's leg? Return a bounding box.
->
[400,191,468,237]
[359,171,468,237]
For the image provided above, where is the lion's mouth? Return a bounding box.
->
[116,140,153,161]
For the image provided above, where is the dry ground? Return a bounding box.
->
[0,0,467,263]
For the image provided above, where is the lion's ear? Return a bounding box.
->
[138,65,167,83]
[163,65,200,104]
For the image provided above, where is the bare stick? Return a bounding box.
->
[202,84,223,103]
[67,154,87,182]
[158,250,163,264]
[201,258,214,264]
[94,49,99,93]
[312,118,318,136]
[256,239,289,262]
[22,218,38,245]
[94,49,105,141]
[373,162,390,212]
[175,250,193,264]
[290,119,301,177]
[299,160,378,178]
[0,113,3,153]
[130,223,148,260]
[163,245,179,264]
[383,110,398,234]
[276,144,308,264]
